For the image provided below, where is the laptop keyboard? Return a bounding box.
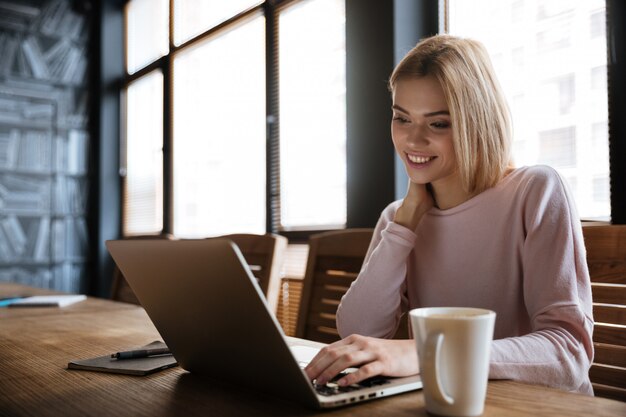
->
[313,372,390,396]
[294,349,390,397]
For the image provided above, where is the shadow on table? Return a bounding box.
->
[164,372,322,417]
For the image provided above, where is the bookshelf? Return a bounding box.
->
[0,0,90,293]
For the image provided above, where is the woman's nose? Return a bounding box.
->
[406,124,429,146]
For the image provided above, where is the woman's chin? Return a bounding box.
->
[406,175,430,185]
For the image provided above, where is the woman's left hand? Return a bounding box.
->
[304,334,419,386]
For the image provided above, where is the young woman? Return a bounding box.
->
[304,35,594,395]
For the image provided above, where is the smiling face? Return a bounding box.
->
[391,75,460,193]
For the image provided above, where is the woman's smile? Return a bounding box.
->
[405,152,436,167]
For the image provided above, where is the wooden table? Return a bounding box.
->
[1,283,625,417]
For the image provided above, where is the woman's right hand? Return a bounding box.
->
[304,335,419,387]
[393,181,434,231]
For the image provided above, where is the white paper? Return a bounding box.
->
[9,294,86,307]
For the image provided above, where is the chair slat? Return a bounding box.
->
[594,343,626,368]
[316,256,365,274]
[588,262,626,284]
[306,328,341,344]
[589,364,626,390]
[592,383,626,402]
[593,303,626,326]
[593,323,626,347]
[583,225,626,257]
[307,313,338,329]
[591,284,626,305]
[309,296,342,316]
[310,283,350,302]
[312,270,358,288]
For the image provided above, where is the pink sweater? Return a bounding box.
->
[336,165,594,394]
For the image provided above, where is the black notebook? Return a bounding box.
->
[67,341,178,376]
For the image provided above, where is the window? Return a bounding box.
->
[447,0,610,220]
[538,127,576,167]
[591,65,607,90]
[125,0,168,74]
[172,17,266,237]
[123,0,347,237]
[123,71,164,235]
[511,0,524,23]
[590,9,606,38]
[172,0,262,46]
[278,0,346,230]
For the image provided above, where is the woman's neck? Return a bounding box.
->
[430,175,475,210]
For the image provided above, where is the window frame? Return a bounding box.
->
[121,0,354,240]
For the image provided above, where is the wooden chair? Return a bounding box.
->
[294,229,377,343]
[295,229,410,343]
[214,233,287,314]
[110,233,174,304]
[277,276,305,337]
[583,224,626,402]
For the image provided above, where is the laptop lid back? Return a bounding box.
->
[106,239,319,407]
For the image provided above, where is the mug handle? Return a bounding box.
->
[424,332,454,405]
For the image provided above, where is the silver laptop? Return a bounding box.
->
[106,238,421,408]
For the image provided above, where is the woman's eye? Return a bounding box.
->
[431,121,450,129]
[393,116,409,123]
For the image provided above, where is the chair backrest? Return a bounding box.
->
[295,229,374,343]
[583,224,626,402]
[216,233,287,314]
[110,233,173,304]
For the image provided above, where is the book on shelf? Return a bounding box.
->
[15,47,32,78]
[0,225,16,261]
[54,177,87,214]
[17,130,51,172]
[33,216,50,261]
[52,217,65,261]
[21,37,49,80]
[1,215,27,256]
[23,102,54,120]
[0,2,38,33]
[39,0,71,39]
[52,217,88,261]
[47,40,72,80]
[52,262,84,293]
[0,35,19,77]
[0,266,52,287]
[59,47,81,84]
[0,129,20,169]
[0,174,50,211]
[67,129,88,174]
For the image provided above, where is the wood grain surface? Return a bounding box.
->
[1,284,625,417]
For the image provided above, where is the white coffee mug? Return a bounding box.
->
[409,307,496,417]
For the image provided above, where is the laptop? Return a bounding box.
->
[106,238,421,408]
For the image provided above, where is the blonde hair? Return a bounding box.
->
[389,35,513,194]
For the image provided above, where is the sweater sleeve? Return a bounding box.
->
[336,202,416,339]
[489,166,594,394]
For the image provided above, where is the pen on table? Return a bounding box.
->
[111,347,172,360]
